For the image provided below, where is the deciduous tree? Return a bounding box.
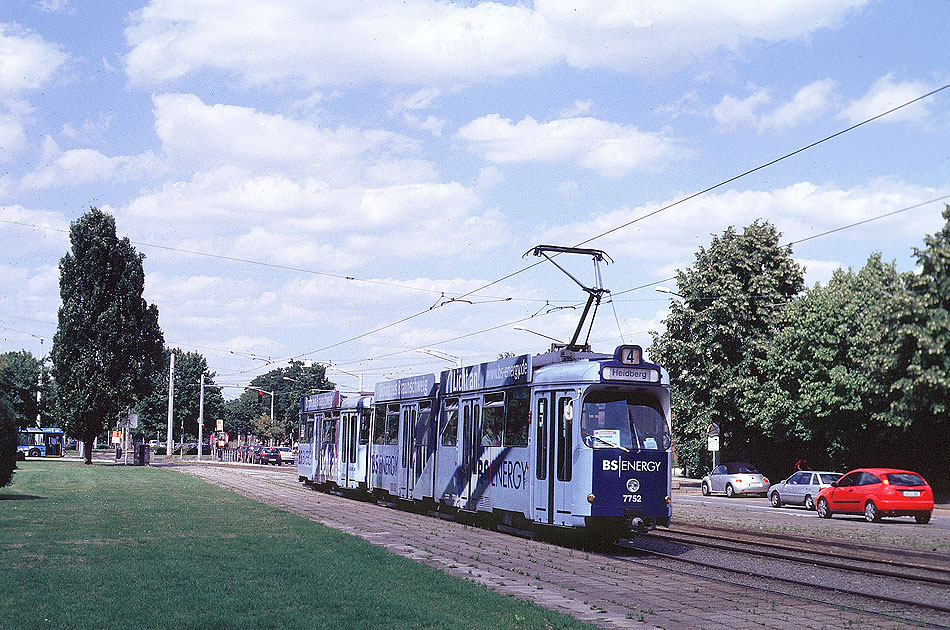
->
[650,220,804,476]
[890,204,950,490]
[50,209,165,464]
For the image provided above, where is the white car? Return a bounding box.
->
[701,462,770,497]
[769,471,842,510]
[276,447,295,465]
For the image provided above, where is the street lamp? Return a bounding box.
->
[325,365,364,392]
[416,349,462,367]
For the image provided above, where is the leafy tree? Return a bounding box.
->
[225,361,333,444]
[0,351,52,428]
[0,359,20,487]
[650,220,804,477]
[889,204,950,491]
[751,254,911,472]
[50,209,165,464]
[136,348,225,443]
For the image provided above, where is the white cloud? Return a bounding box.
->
[794,257,845,287]
[0,23,68,161]
[152,93,416,182]
[714,79,837,132]
[456,114,683,177]
[19,136,164,189]
[713,88,770,130]
[758,79,837,131]
[534,180,948,263]
[840,74,936,124]
[559,100,593,118]
[0,23,68,95]
[124,1,869,87]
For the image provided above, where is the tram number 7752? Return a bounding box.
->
[623,494,642,503]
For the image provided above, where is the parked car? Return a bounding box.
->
[816,468,934,523]
[769,471,842,510]
[701,462,770,497]
[275,447,295,465]
[258,447,283,465]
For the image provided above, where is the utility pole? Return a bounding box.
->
[165,353,174,459]
[197,373,205,461]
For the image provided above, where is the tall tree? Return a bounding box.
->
[750,254,911,472]
[650,220,804,476]
[50,209,165,464]
[889,204,950,491]
[136,348,225,443]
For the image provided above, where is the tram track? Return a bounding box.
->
[620,533,950,618]
[172,462,950,630]
[641,528,950,586]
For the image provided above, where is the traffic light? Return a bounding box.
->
[257,390,263,404]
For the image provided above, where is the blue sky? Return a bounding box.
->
[1,0,948,393]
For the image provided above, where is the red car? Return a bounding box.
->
[816,468,934,523]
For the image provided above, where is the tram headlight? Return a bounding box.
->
[665,496,671,504]
[587,493,596,504]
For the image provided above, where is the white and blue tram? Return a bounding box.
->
[297,390,373,491]
[298,344,671,539]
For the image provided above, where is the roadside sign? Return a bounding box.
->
[216,419,223,431]
[119,413,138,428]
[707,435,720,452]
[111,430,122,445]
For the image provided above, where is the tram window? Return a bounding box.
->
[417,401,432,447]
[441,399,459,447]
[536,397,548,480]
[373,406,386,445]
[481,393,504,447]
[557,397,572,482]
[324,416,337,443]
[385,404,400,445]
[359,409,371,444]
[580,390,671,451]
[503,387,529,447]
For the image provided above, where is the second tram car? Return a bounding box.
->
[298,344,671,539]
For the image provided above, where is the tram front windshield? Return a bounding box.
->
[581,390,670,451]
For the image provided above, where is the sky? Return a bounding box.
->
[1,0,948,395]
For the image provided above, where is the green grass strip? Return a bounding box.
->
[0,462,594,630]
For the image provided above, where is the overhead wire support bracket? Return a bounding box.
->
[524,245,613,352]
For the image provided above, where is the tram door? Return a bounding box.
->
[341,412,358,488]
[401,404,417,498]
[533,390,575,525]
[458,397,480,508]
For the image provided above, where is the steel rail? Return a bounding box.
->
[643,529,950,585]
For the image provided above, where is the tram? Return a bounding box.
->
[297,344,672,539]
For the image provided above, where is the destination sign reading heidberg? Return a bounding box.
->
[441,354,532,395]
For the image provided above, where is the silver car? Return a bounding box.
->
[701,462,770,497]
[769,470,841,510]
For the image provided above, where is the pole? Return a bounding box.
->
[270,391,274,442]
[197,373,205,462]
[36,337,44,427]
[166,353,175,459]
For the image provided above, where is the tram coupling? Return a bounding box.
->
[626,511,656,533]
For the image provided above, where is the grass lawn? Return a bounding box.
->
[0,461,594,630]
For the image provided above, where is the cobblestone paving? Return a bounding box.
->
[177,464,936,629]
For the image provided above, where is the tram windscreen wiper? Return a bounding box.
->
[588,432,630,453]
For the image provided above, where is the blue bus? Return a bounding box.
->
[17,427,65,459]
